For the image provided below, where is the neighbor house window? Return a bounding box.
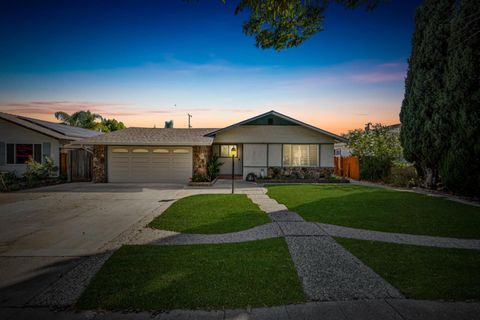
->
[220,144,238,157]
[6,143,42,164]
[282,144,318,167]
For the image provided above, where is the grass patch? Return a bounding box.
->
[267,184,480,238]
[77,238,305,310]
[148,194,269,234]
[335,237,480,300]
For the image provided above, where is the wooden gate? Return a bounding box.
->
[334,156,360,180]
[70,149,93,182]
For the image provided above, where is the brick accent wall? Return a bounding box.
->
[267,166,334,179]
[193,145,212,176]
[92,145,107,183]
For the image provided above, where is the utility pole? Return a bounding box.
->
[188,113,192,128]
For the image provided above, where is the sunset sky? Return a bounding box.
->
[0,0,422,134]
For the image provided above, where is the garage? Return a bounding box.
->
[108,146,192,183]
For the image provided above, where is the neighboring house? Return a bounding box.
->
[0,112,102,178]
[74,110,346,183]
[334,142,352,157]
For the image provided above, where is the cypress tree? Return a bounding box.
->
[400,0,454,188]
[440,0,480,196]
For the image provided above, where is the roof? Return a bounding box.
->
[73,127,218,146]
[0,112,103,140]
[205,110,347,142]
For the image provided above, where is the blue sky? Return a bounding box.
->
[0,0,422,133]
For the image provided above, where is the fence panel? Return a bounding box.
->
[334,156,360,180]
[70,149,93,182]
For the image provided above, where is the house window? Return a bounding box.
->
[6,143,42,164]
[283,144,318,167]
[220,144,238,157]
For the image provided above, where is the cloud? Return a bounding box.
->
[0,100,136,117]
[350,71,405,83]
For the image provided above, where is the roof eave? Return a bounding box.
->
[205,110,346,142]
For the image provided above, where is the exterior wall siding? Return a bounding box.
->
[212,125,336,180]
[212,144,243,175]
[0,119,60,176]
[213,125,336,144]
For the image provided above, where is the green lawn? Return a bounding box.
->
[267,184,480,238]
[148,194,269,234]
[77,238,305,310]
[336,237,480,300]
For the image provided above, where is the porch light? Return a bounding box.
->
[230,146,237,157]
[231,146,237,193]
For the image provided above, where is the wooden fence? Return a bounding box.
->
[70,149,93,182]
[334,156,360,180]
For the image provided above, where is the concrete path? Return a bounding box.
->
[132,223,283,245]
[2,299,480,320]
[244,190,403,301]
[319,223,480,250]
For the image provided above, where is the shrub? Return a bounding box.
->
[360,156,392,181]
[207,154,223,181]
[270,167,281,179]
[0,171,20,192]
[191,174,210,182]
[24,156,58,185]
[388,165,420,187]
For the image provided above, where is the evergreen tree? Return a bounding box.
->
[440,0,480,196]
[400,0,454,188]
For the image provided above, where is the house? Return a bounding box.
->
[73,110,346,183]
[0,112,102,179]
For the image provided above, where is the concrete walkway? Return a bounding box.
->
[319,223,480,250]
[3,299,480,320]
[243,190,403,301]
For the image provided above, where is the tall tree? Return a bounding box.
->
[55,110,103,130]
[439,0,480,196]
[101,118,126,132]
[223,0,384,50]
[400,0,453,188]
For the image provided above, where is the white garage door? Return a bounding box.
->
[107,146,192,183]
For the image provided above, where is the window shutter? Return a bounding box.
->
[0,142,5,166]
[42,142,51,160]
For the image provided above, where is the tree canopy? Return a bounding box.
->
[224,0,384,50]
[345,123,402,160]
[400,0,480,195]
[54,110,126,132]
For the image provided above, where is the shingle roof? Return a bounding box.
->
[0,112,103,140]
[73,127,218,146]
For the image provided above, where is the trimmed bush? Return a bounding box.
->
[360,156,391,181]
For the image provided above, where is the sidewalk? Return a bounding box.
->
[2,299,480,320]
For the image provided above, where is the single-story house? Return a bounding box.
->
[0,112,102,179]
[73,110,346,183]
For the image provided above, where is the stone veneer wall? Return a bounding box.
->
[267,166,334,179]
[92,145,107,183]
[193,146,212,176]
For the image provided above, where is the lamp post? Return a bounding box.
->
[231,146,237,194]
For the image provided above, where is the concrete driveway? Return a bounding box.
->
[0,182,184,307]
